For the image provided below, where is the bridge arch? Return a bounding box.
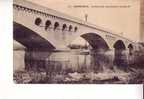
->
[62,24,67,31]
[45,20,51,30]
[54,22,60,30]
[128,43,134,55]
[113,40,126,50]
[113,40,128,68]
[35,17,42,26]
[14,22,55,51]
[128,43,133,49]
[69,25,73,31]
[81,33,109,51]
[74,26,78,32]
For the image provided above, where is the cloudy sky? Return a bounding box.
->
[28,0,140,42]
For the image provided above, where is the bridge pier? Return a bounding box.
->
[25,49,52,71]
[113,49,128,71]
[113,40,129,71]
[90,49,114,73]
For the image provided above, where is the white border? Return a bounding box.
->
[0,0,143,99]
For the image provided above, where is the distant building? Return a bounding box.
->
[68,44,89,49]
[140,0,144,42]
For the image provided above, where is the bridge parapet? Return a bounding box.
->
[13,0,135,51]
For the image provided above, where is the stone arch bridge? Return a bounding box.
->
[13,0,136,52]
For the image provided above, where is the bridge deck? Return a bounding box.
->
[13,0,134,43]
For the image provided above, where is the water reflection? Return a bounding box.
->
[114,49,128,71]
[25,49,115,74]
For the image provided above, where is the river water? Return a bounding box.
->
[14,48,144,83]
[25,49,115,74]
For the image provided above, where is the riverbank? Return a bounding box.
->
[13,67,144,84]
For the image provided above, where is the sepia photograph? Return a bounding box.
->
[13,0,144,84]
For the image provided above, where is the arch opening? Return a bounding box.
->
[35,17,42,26]
[128,44,133,55]
[69,25,72,31]
[54,22,59,30]
[113,40,126,50]
[80,33,110,72]
[62,24,67,31]
[45,20,51,30]
[81,33,109,52]
[14,22,55,51]
[74,27,78,32]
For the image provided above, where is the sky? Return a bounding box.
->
[28,0,140,43]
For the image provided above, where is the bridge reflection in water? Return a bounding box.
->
[24,49,128,74]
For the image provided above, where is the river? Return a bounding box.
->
[25,49,115,74]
